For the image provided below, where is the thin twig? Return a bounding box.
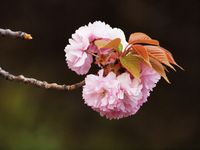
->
[0,67,85,91]
[0,28,32,40]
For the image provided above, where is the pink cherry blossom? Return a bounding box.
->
[64,21,128,75]
[65,34,93,75]
[65,21,163,119]
[83,70,143,119]
[138,64,161,107]
[82,64,161,119]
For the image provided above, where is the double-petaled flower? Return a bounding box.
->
[64,21,182,119]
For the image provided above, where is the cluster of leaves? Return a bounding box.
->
[94,33,183,83]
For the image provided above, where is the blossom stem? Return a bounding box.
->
[122,44,132,56]
[86,51,99,57]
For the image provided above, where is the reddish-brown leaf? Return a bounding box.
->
[163,48,184,70]
[145,45,175,71]
[150,57,170,83]
[130,39,160,46]
[129,32,152,43]
[131,44,151,67]
[94,39,110,49]
[103,38,121,49]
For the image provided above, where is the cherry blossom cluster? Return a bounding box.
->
[64,21,181,119]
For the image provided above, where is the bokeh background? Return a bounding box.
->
[0,0,199,149]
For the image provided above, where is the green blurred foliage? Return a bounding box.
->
[0,84,63,150]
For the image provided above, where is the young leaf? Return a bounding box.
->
[131,44,151,67]
[150,57,170,83]
[103,38,121,49]
[120,54,141,78]
[94,39,110,49]
[145,45,176,71]
[130,39,160,46]
[129,32,151,43]
[163,48,184,70]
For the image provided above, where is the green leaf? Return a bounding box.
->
[120,54,141,78]
[117,43,123,52]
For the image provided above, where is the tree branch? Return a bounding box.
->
[0,67,85,91]
[0,28,85,91]
[0,28,32,40]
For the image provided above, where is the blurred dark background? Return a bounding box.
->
[0,0,199,149]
